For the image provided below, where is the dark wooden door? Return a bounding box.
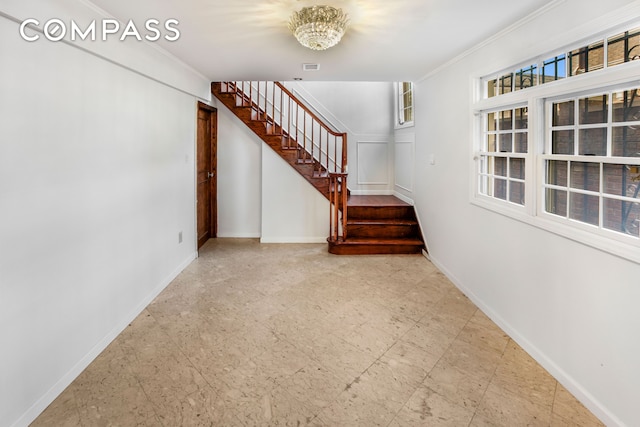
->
[197,103,217,249]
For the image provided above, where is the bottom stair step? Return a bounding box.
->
[327,238,424,255]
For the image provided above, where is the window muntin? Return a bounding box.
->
[397,82,414,126]
[479,106,528,206]
[543,88,640,239]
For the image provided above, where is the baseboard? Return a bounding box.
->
[427,254,622,427]
[393,191,414,205]
[259,237,327,244]
[349,190,394,196]
[13,251,197,427]
[217,232,261,238]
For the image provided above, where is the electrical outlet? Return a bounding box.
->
[178,231,183,243]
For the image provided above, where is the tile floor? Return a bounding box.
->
[33,239,603,426]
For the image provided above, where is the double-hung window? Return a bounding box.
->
[396,82,414,127]
[473,23,640,262]
[479,106,528,206]
[543,88,640,238]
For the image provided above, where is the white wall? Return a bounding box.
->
[412,1,640,425]
[0,2,210,426]
[288,82,395,195]
[215,99,329,242]
[261,146,330,243]
[216,105,262,237]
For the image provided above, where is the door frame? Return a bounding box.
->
[196,101,218,249]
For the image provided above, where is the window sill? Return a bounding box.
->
[395,121,415,130]
[471,196,640,265]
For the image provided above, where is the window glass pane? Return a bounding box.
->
[612,126,640,157]
[579,128,607,156]
[515,107,528,129]
[499,110,513,130]
[514,133,528,153]
[545,188,567,216]
[404,107,413,123]
[604,199,640,237]
[510,181,525,205]
[579,94,608,125]
[603,163,640,197]
[515,65,537,90]
[479,156,489,174]
[499,74,513,95]
[553,101,574,126]
[487,79,497,98]
[487,134,497,152]
[495,157,507,177]
[403,91,413,109]
[569,41,604,75]
[607,27,640,67]
[570,162,600,191]
[552,130,575,154]
[494,178,507,199]
[510,158,525,179]
[499,134,512,153]
[612,88,640,123]
[487,112,497,131]
[569,192,600,225]
[540,55,566,83]
[480,174,491,196]
[547,160,568,186]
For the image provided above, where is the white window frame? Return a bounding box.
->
[472,24,640,264]
[396,82,414,129]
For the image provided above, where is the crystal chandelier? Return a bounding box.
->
[289,5,349,51]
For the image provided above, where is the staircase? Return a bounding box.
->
[212,81,425,255]
[328,195,424,255]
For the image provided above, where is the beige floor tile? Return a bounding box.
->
[475,381,553,426]
[277,363,345,416]
[32,239,603,426]
[552,383,605,426]
[318,389,398,426]
[390,385,475,426]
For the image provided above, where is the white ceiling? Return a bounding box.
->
[89,0,553,82]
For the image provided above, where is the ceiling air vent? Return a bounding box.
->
[302,63,320,71]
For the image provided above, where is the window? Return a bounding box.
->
[474,22,640,262]
[543,88,640,238]
[397,82,414,127]
[479,107,528,206]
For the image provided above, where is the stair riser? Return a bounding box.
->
[328,242,423,255]
[347,206,415,221]
[347,224,419,239]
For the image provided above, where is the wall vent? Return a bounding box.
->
[302,63,320,71]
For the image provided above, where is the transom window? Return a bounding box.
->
[485,26,640,98]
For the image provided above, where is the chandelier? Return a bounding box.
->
[289,5,349,51]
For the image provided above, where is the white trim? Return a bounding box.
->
[393,191,415,205]
[259,237,327,243]
[12,252,197,427]
[350,189,394,196]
